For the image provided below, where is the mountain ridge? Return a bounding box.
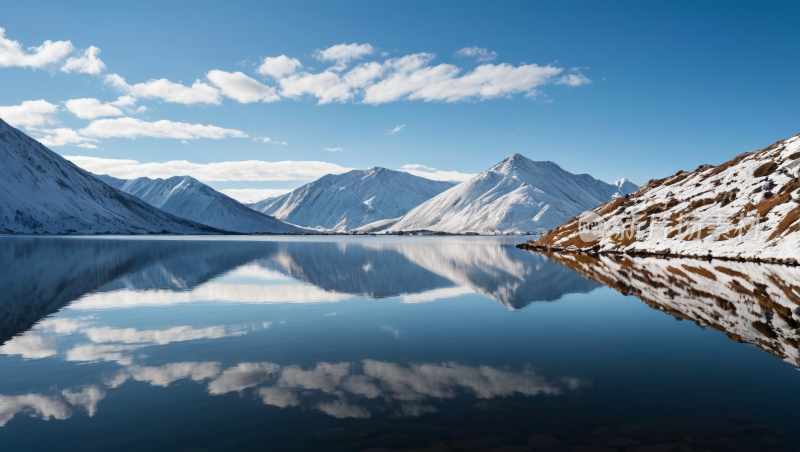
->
[250,167,456,231]
[357,153,638,234]
[0,117,226,235]
[95,174,302,234]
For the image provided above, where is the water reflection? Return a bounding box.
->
[0,237,598,340]
[0,358,586,426]
[537,251,800,367]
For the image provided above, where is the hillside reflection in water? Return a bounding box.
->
[0,236,799,451]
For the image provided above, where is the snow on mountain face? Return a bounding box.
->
[250,167,456,231]
[360,154,638,234]
[94,174,302,234]
[0,118,224,234]
[528,133,800,261]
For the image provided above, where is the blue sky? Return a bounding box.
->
[1,1,798,202]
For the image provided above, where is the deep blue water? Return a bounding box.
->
[0,236,798,451]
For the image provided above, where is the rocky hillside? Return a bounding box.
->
[525,133,800,261]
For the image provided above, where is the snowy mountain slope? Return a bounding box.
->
[540,251,800,366]
[526,133,800,261]
[361,154,638,234]
[95,174,302,234]
[0,118,224,234]
[250,168,456,230]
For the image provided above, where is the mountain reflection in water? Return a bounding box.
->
[0,237,598,341]
[2,237,799,451]
[536,251,800,367]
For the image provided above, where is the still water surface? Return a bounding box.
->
[0,236,798,451]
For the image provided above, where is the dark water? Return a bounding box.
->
[0,236,799,451]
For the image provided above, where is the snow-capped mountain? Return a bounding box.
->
[358,154,638,234]
[526,133,800,261]
[0,118,223,234]
[249,167,456,231]
[541,251,800,366]
[96,174,302,234]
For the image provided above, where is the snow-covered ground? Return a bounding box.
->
[96,175,302,234]
[249,167,456,231]
[0,118,223,234]
[541,251,800,367]
[529,133,800,260]
[357,154,638,234]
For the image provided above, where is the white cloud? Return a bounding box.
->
[0,332,57,359]
[79,118,247,140]
[402,286,475,303]
[257,55,302,78]
[363,58,563,104]
[61,385,105,417]
[207,70,280,103]
[455,47,498,62]
[313,43,374,71]
[84,325,238,345]
[64,98,123,119]
[60,46,106,75]
[257,387,300,408]
[65,343,144,365]
[134,106,148,114]
[322,147,343,152]
[110,95,136,107]
[104,73,221,105]
[182,140,188,145]
[207,362,280,395]
[388,124,404,135]
[76,143,99,149]
[108,362,221,388]
[0,394,72,427]
[261,137,287,145]
[398,164,476,182]
[31,127,100,147]
[64,155,353,182]
[556,73,592,87]
[220,188,291,203]
[0,100,59,128]
[0,27,74,69]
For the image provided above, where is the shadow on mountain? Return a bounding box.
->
[536,251,800,366]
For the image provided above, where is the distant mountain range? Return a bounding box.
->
[0,116,640,236]
[356,154,638,234]
[96,174,301,234]
[249,167,456,231]
[0,118,223,234]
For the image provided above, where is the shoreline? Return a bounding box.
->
[515,241,800,266]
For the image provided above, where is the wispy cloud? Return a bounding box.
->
[387,124,404,135]
[79,118,247,140]
[105,74,221,105]
[398,164,475,182]
[64,155,354,182]
[0,27,74,69]
[323,147,344,152]
[219,188,292,203]
[207,70,280,103]
[60,46,106,75]
[454,46,498,62]
[261,137,287,145]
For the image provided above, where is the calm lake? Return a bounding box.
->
[0,236,799,451]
